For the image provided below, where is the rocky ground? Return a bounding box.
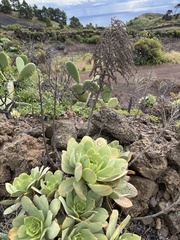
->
[0,100,179,239]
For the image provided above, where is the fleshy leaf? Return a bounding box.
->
[113,197,133,208]
[88,183,113,196]
[75,162,83,182]
[82,168,97,184]
[119,233,141,239]
[45,219,60,239]
[58,178,74,197]
[106,210,119,238]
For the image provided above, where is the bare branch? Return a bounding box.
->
[132,197,180,221]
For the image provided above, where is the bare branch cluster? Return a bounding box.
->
[90,18,135,84]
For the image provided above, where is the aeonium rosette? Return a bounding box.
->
[8,195,61,240]
[59,136,137,208]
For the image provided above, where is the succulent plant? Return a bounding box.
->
[40,170,63,199]
[16,56,25,73]
[65,61,117,107]
[18,62,36,82]
[8,195,61,240]
[0,51,9,71]
[106,210,141,240]
[59,206,109,240]
[19,54,29,65]
[1,166,50,214]
[59,189,102,221]
[60,136,137,207]
[65,61,80,84]
[107,97,119,109]
[101,85,112,103]
[83,79,99,93]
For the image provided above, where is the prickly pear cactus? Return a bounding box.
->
[83,79,99,93]
[107,97,119,108]
[101,85,112,103]
[18,63,36,81]
[65,61,81,83]
[19,54,28,65]
[16,56,25,73]
[71,83,84,95]
[0,51,9,71]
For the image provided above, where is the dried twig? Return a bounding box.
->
[129,104,179,166]
[133,197,180,221]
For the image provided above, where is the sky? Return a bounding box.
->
[24,0,180,26]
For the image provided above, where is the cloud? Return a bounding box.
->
[24,0,179,26]
[25,0,98,7]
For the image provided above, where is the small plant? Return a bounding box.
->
[1,137,141,239]
[59,136,137,208]
[139,94,156,108]
[0,51,10,72]
[65,61,119,108]
[148,114,160,123]
[8,195,60,240]
[0,52,37,117]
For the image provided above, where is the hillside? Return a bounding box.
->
[0,12,45,28]
[126,13,180,31]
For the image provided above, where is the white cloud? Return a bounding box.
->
[25,0,97,7]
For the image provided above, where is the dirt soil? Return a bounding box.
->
[0,12,34,27]
[80,63,180,108]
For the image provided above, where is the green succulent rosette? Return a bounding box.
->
[60,136,137,207]
[58,210,141,240]
[40,170,63,199]
[8,195,61,240]
[59,189,102,221]
[59,209,108,240]
[1,167,50,215]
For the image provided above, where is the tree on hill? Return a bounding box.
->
[69,16,83,29]
[47,7,67,27]
[0,0,12,13]
[9,0,20,11]
[162,9,173,21]
[18,0,33,19]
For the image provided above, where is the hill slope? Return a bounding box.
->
[126,13,180,31]
[0,12,45,28]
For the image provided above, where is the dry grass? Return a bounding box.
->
[164,50,180,63]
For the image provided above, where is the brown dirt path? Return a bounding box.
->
[80,63,180,108]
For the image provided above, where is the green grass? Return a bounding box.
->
[127,13,180,31]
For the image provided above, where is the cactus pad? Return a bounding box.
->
[18,63,36,81]
[71,83,84,95]
[101,85,112,103]
[19,54,28,65]
[83,80,99,93]
[0,52,9,71]
[107,97,119,108]
[16,56,25,73]
[65,61,80,83]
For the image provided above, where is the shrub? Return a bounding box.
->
[134,37,165,65]
[85,34,100,44]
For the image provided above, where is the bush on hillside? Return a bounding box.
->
[133,37,165,65]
